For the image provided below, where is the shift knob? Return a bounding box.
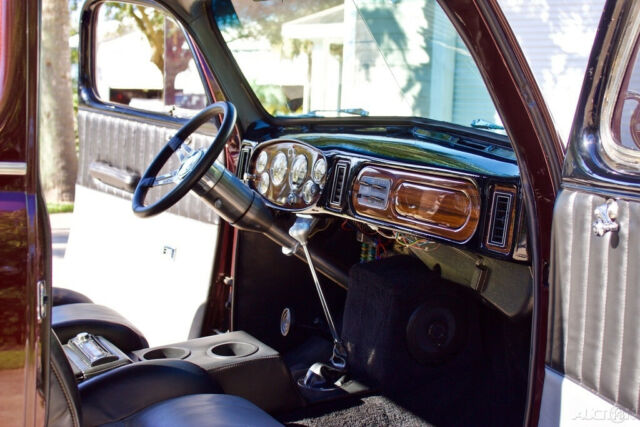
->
[288,215,318,245]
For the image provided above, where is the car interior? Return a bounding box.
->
[47,0,535,426]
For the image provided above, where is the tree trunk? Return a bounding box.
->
[40,0,77,203]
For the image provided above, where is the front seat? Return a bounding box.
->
[48,331,282,426]
[51,287,149,353]
[52,287,94,306]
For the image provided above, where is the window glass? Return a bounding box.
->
[212,0,502,132]
[611,39,640,154]
[96,3,207,113]
[498,0,605,145]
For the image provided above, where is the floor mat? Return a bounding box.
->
[281,395,433,426]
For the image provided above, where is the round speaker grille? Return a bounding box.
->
[406,296,467,364]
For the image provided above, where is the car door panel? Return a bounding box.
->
[77,108,219,223]
[540,366,639,425]
[547,189,640,418]
[543,0,640,424]
[62,107,221,346]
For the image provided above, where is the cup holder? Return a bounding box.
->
[142,347,190,360]
[208,342,258,358]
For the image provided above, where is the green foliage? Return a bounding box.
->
[252,83,299,116]
[0,350,26,369]
[47,202,75,214]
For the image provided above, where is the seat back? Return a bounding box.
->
[47,331,81,427]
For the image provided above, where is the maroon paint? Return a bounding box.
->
[0,0,46,425]
[437,1,562,425]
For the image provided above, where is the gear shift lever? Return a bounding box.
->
[289,215,348,387]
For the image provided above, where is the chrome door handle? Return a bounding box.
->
[593,199,619,236]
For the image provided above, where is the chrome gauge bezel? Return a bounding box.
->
[257,172,270,195]
[270,151,288,187]
[312,157,327,184]
[256,150,268,173]
[290,154,309,189]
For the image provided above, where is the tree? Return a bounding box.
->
[105,4,192,106]
[40,0,78,203]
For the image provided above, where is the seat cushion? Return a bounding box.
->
[80,360,222,426]
[53,303,148,352]
[106,394,282,427]
[52,287,94,306]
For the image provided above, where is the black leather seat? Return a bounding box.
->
[53,287,94,306]
[52,287,149,352]
[48,331,282,427]
[53,303,149,352]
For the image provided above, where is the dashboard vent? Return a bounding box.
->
[329,161,350,209]
[488,191,513,248]
[236,146,252,181]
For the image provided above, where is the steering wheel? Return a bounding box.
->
[132,101,237,217]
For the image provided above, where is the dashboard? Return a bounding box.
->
[237,131,527,261]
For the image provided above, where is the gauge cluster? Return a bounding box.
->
[249,140,328,210]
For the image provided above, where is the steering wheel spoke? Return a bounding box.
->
[133,101,237,217]
[175,142,194,162]
[149,170,179,187]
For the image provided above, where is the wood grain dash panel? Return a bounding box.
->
[352,166,480,242]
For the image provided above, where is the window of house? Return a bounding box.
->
[95,3,207,114]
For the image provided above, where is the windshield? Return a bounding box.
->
[211,0,501,131]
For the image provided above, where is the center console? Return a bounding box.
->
[63,330,302,413]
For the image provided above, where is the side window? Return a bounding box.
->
[95,3,207,114]
[611,40,640,155]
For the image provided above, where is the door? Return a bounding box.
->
[0,0,48,424]
[542,1,640,424]
[66,0,222,346]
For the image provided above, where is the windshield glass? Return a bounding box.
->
[211,0,501,130]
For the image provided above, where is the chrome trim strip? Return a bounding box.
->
[0,162,27,176]
[599,2,640,171]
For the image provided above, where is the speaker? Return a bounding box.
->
[342,256,467,390]
[406,296,467,364]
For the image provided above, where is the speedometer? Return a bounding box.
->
[270,151,288,186]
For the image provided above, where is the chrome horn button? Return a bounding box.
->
[176,150,204,181]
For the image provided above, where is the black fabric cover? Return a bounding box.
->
[342,256,450,390]
[104,394,282,427]
[48,332,82,427]
[52,303,148,352]
[52,287,93,306]
[79,360,221,426]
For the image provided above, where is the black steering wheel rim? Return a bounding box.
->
[132,101,237,217]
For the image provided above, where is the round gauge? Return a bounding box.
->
[256,172,270,195]
[270,152,287,186]
[290,154,308,187]
[311,158,327,184]
[255,151,268,173]
[301,180,318,204]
